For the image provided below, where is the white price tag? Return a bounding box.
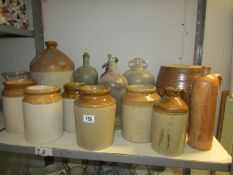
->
[83,115,95,123]
[35,147,53,156]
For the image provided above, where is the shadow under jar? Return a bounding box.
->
[23,85,63,144]
[74,85,116,150]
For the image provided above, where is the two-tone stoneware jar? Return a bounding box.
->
[122,84,160,143]
[74,85,116,150]
[23,85,63,143]
[2,79,37,133]
[30,41,74,91]
[151,87,188,156]
[62,82,84,132]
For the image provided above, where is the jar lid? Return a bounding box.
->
[24,85,60,95]
[64,82,85,91]
[79,85,110,96]
[127,84,156,94]
[3,79,37,87]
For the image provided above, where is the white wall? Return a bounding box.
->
[42,0,197,76]
[202,0,233,91]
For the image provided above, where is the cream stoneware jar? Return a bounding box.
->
[2,79,37,133]
[23,85,63,143]
[74,85,116,150]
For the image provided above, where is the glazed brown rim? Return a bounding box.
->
[3,79,37,86]
[79,85,111,96]
[127,84,156,94]
[161,64,203,69]
[64,82,85,91]
[24,85,60,95]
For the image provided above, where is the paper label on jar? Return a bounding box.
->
[83,115,95,123]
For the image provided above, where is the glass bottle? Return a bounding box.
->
[123,58,155,85]
[99,54,128,129]
[151,87,188,156]
[73,52,98,85]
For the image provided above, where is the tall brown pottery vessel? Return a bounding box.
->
[188,66,223,150]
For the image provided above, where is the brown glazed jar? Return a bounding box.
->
[152,87,188,156]
[30,41,74,90]
[23,85,63,143]
[62,82,84,132]
[122,85,160,143]
[74,85,116,150]
[2,79,37,133]
[188,66,223,150]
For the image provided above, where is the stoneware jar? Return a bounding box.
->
[99,54,128,129]
[62,82,84,132]
[188,66,223,150]
[30,41,74,90]
[2,79,37,133]
[23,85,63,144]
[151,87,188,156]
[73,52,98,85]
[123,58,155,85]
[122,84,160,143]
[74,85,116,150]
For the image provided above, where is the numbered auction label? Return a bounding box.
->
[35,147,53,156]
[83,115,95,123]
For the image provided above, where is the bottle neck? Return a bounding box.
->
[201,66,211,76]
[108,62,117,73]
[83,56,90,66]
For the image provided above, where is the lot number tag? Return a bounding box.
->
[35,147,53,156]
[83,115,95,123]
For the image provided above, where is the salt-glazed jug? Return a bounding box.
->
[188,66,223,150]
[30,41,74,90]
[62,82,84,132]
[2,79,37,133]
[122,84,160,143]
[74,85,116,150]
[23,85,63,144]
[99,54,128,129]
[152,87,188,156]
[123,58,155,85]
[73,52,98,85]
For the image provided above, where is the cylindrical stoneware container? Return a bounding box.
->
[188,66,223,150]
[23,85,63,143]
[74,85,116,150]
[122,85,160,143]
[62,82,84,132]
[151,87,188,156]
[2,79,37,133]
[156,64,203,105]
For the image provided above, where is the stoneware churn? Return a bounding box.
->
[123,58,155,85]
[23,85,63,143]
[2,79,37,133]
[151,87,188,156]
[99,54,128,129]
[74,85,116,150]
[73,52,98,85]
[30,41,74,90]
[62,82,84,132]
[122,84,160,143]
[188,66,223,150]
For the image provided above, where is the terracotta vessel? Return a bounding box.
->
[156,64,203,105]
[73,52,98,85]
[2,79,37,133]
[122,84,160,143]
[123,58,155,85]
[151,87,188,156]
[30,41,74,90]
[99,54,128,129]
[23,85,63,143]
[74,85,116,150]
[62,82,84,132]
[188,66,223,150]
